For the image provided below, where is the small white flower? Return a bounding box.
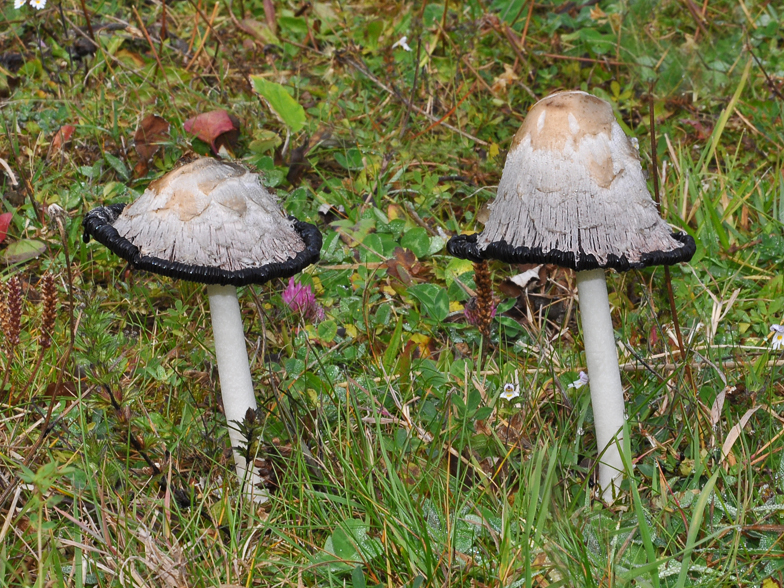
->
[29,0,46,8]
[499,383,520,401]
[392,36,412,52]
[14,0,27,8]
[771,324,784,351]
[630,137,639,152]
[568,371,589,389]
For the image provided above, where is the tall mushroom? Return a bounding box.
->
[448,91,695,502]
[83,158,322,493]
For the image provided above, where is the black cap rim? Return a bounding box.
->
[446,231,696,272]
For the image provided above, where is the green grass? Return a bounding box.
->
[1,0,784,586]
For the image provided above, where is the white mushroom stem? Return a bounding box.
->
[575,269,626,503]
[207,284,264,491]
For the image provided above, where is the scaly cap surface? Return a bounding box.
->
[448,91,695,271]
[83,158,322,286]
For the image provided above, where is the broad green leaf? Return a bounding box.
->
[408,283,449,322]
[248,130,282,154]
[400,227,430,259]
[444,257,474,287]
[317,320,337,342]
[249,76,306,133]
[320,519,382,573]
[334,148,363,170]
[2,239,46,265]
[351,567,366,588]
[427,235,446,256]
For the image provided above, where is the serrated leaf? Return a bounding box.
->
[249,76,306,133]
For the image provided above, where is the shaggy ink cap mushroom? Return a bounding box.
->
[447,91,696,503]
[83,157,322,498]
[83,158,321,285]
[447,91,695,269]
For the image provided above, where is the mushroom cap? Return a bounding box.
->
[448,91,695,271]
[83,158,322,286]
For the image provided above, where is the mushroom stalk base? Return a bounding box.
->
[207,284,264,496]
[576,269,626,502]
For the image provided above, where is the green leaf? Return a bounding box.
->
[351,566,366,588]
[317,320,337,342]
[2,239,46,265]
[444,257,474,287]
[249,76,307,132]
[278,15,308,35]
[383,316,404,372]
[248,129,282,154]
[334,148,364,170]
[400,227,430,259]
[475,406,493,420]
[320,519,382,573]
[261,169,285,188]
[407,284,449,322]
[675,469,720,588]
[104,152,129,181]
[427,235,446,256]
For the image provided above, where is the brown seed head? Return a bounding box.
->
[1,276,22,348]
[39,274,57,349]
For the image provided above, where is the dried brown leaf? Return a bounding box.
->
[135,114,171,161]
[50,124,76,155]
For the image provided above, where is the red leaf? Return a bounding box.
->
[51,124,76,154]
[0,212,11,244]
[184,110,241,154]
[134,114,171,162]
[681,119,713,141]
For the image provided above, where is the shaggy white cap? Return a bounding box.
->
[478,91,682,266]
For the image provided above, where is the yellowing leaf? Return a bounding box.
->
[387,203,404,220]
[488,143,500,159]
[449,301,464,313]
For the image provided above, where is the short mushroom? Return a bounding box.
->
[83,157,322,494]
[448,91,695,502]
